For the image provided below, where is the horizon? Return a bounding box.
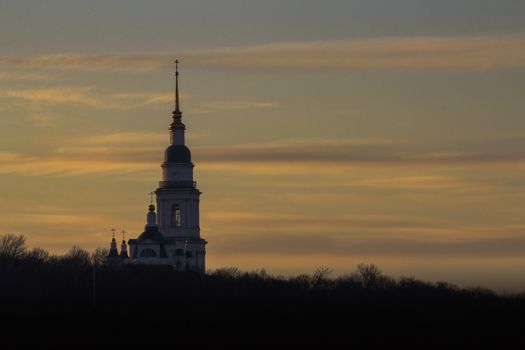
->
[2,1,525,291]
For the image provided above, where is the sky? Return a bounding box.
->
[1,0,525,290]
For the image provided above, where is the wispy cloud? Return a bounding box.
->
[1,87,99,106]
[194,139,525,166]
[26,113,57,128]
[0,151,156,177]
[0,71,50,81]
[212,230,525,258]
[205,211,444,233]
[0,85,275,114]
[4,34,525,72]
[3,213,99,226]
[204,211,525,258]
[354,176,467,190]
[0,87,173,110]
[1,53,170,72]
[1,138,525,178]
[182,34,525,72]
[75,132,166,146]
[196,100,279,113]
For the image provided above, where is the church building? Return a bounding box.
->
[109,61,207,272]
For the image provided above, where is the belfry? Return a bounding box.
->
[116,61,207,272]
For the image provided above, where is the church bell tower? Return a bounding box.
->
[123,61,206,271]
[155,61,206,271]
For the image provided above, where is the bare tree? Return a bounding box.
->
[0,234,27,259]
[312,266,333,288]
[351,264,390,289]
[26,247,50,262]
[63,245,92,267]
[289,274,312,289]
[212,267,241,278]
[91,247,109,267]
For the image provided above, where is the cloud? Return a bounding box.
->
[0,71,49,81]
[1,87,99,106]
[108,92,174,109]
[196,100,279,113]
[213,232,525,258]
[354,176,468,190]
[0,86,276,113]
[75,132,166,146]
[193,139,525,167]
[0,87,173,110]
[0,151,156,177]
[182,34,525,72]
[26,113,57,128]
[4,34,525,72]
[204,210,525,258]
[204,211,444,233]
[1,53,170,72]
[1,137,525,178]
[2,213,98,226]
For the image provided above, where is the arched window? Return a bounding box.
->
[171,204,182,227]
[140,248,157,258]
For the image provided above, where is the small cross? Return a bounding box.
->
[121,230,126,240]
[149,192,154,204]
[110,228,116,239]
[175,59,179,72]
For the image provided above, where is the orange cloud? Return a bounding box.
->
[4,34,525,72]
[75,132,166,146]
[354,176,468,190]
[1,137,525,178]
[195,100,279,113]
[0,71,49,81]
[0,87,174,110]
[204,209,525,258]
[0,151,156,177]
[1,87,99,106]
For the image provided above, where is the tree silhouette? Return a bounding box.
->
[0,233,524,346]
[91,247,109,267]
[0,233,27,259]
[351,263,394,289]
[312,265,333,288]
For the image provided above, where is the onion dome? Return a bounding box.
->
[164,144,191,163]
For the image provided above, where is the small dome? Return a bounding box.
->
[148,204,155,212]
[164,145,191,163]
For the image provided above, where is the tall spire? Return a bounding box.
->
[170,59,185,131]
[175,59,180,113]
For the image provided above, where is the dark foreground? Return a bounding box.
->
[2,263,525,347]
[1,237,525,347]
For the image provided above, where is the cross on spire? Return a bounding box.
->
[121,230,126,241]
[110,228,116,239]
[149,191,154,205]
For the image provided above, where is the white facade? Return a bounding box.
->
[156,188,200,238]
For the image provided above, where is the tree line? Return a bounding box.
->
[1,233,524,346]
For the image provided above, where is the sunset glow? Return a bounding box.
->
[2,1,525,290]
